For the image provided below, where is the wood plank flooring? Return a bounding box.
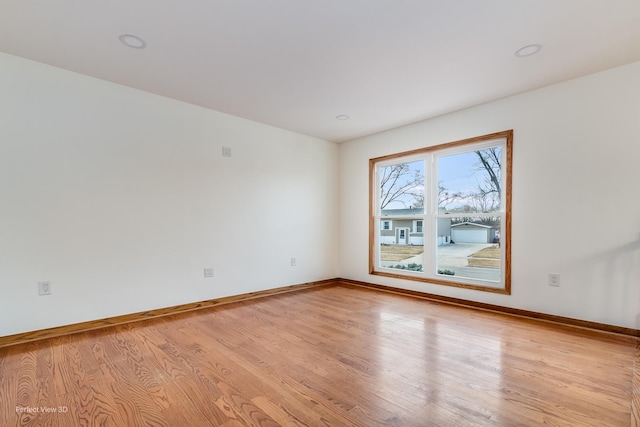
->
[0,283,637,426]
[633,341,640,427]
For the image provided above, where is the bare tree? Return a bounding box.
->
[438,184,462,211]
[413,191,424,209]
[470,176,502,213]
[379,163,423,210]
[474,147,501,202]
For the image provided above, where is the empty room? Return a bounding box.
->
[1,1,639,426]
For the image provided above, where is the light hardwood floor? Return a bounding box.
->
[1,283,638,426]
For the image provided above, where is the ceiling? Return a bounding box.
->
[2,1,640,143]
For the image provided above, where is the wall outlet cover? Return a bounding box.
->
[38,281,52,295]
[548,273,560,287]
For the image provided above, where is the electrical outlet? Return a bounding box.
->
[548,273,560,287]
[291,257,297,267]
[38,281,52,295]
[204,267,214,278]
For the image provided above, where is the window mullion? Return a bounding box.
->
[422,154,435,277]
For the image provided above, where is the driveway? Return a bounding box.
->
[385,243,493,267]
[436,243,494,267]
[380,243,500,282]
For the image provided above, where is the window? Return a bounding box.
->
[369,130,512,294]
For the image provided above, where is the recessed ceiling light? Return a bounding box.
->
[119,34,147,49]
[515,44,542,58]
[336,115,350,121]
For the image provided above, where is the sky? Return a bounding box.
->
[381,147,501,211]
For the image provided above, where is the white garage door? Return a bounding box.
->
[452,229,486,243]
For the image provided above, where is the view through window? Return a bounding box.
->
[370,131,512,293]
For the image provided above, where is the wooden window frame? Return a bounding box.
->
[369,130,513,294]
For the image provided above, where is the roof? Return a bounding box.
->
[450,222,493,229]
[381,208,423,216]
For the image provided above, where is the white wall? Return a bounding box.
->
[0,52,339,337]
[2,51,638,337]
[339,61,640,330]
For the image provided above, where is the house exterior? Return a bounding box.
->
[380,208,451,246]
[450,222,497,244]
[380,210,497,246]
